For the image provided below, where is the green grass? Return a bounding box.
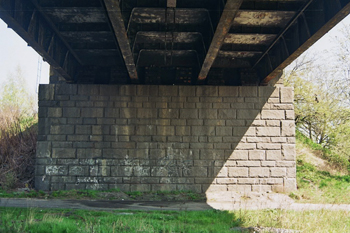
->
[296,130,350,171]
[1,207,349,233]
[0,208,237,233]
[289,159,350,204]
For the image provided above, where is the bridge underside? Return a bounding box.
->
[1,0,350,85]
[1,0,349,193]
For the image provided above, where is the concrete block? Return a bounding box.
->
[229,150,248,160]
[120,85,136,96]
[120,108,137,118]
[62,108,81,118]
[111,142,136,149]
[227,185,252,193]
[218,86,239,96]
[258,86,279,98]
[159,86,178,96]
[261,110,285,119]
[112,125,135,135]
[233,127,255,136]
[157,126,175,136]
[83,118,97,124]
[104,108,120,118]
[46,165,68,175]
[216,127,232,136]
[265,120,281,127]
[180,109,198,119]
[282,121,295,137]
[246,137,271,143]
[137,86,159,96]
[78,85,99,95]
[237,161,260,167]
[56,84,77,95]
[52,142,73,148]
[240,86,258,97]
[200,97,222,103]
[252,185,271,192]
[257,143,281,150]
[48,108,62,117]
[103,149,128,158]
[249,150,265,160]
[92,125,110,135]
[228,167,248,177]
[280,87,294,103]
[266,150,282,160]
[135,125,156,136]
[237,109,260,119]
[206,185,228,192]
[69,166,89,176]
[213,103,230,109]
[199,109,218,119]
[270,168,286,177]
[184,167,208,177]
[137,108,158,119]
[179,86,196,96]
[276,161,296,167]
[256,127,280,137]
[159,109,179,119]
[250,168,269,177]
[52,148,76,158]
[282,144,296,160]
[235,143,256,150]
[67,135,90,142]
[39,85,55,101]
[70,95,88,101]
[75,125,91,135]
[218,109,236,119]
[271,137,287,143]
[191,126,215,136]
[196,86,218,96]
[284,178,297,192]
[287,168,296,178]
[133,166,151,177]
[175,126,191,136]
[168,102,183,108]
[261,161,276,167]
[36,142,52,158]
[81,108,103,118]
[196,103,212,109]
[216,178,237,184]
[286,110,295,120]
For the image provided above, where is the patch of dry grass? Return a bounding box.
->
[238,209,350,233]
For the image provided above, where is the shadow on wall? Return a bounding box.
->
[35,83,296,195]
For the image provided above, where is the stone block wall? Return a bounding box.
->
[36,84,296,193]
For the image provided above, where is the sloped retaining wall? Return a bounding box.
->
[35,84,296,193]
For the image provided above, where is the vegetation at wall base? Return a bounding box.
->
[0,188,206,202]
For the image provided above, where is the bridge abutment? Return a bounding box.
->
[36,82,296,194]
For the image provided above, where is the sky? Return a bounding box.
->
[1,14,350,96]
[0,19,49,95]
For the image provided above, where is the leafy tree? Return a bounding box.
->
[0,66,37,129]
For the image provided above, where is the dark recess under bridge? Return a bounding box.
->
[1,0,349,86]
